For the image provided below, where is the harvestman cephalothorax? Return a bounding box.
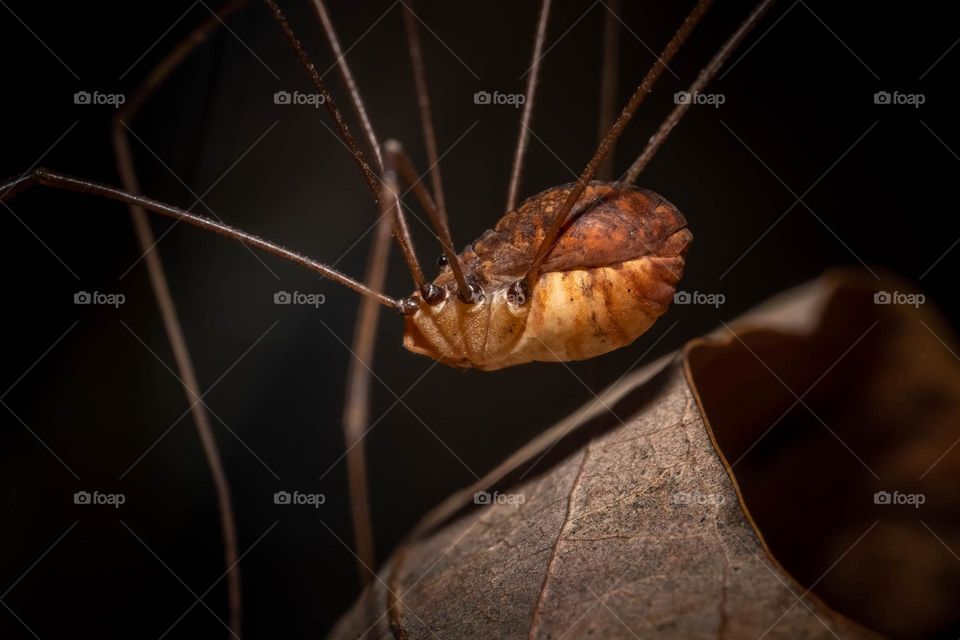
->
[1,0,775,633]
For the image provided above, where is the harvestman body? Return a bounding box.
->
[404,180,691,369]
[1,0,776,631]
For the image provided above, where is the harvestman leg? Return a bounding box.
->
[521,0,777,292]
[110,2,249,635]
[112,0,447,590]
[586,0,623,390]
[265,3,467,580]
[401,1,452,233]
[0,166,408,603]
[110,0,459,589]
[108,0,434,618]
[596,0,622,182]
[398,1,487,306]
[311,0,384,170]
[520,0,715,292]
[0,169,403,308]
[268,0,454,583]
[340,173,396,587]
[505,0,553,213]
[299,0,394,583]
[383,141,474,300]
[317,0,530,579]
[311,0,468,299]
[263,0,429,292]
[326,135,478,586]
[308,0,416,584]
[625,0,777,181]
[0,163,407,602]
[311,0,491,582]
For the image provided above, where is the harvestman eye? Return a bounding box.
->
[1,0,776,632]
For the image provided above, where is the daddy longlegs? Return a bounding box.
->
[1,0,775,635]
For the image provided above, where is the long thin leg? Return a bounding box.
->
[505,0,553,213]
[625,0,776,182]
[521,0,714,292]
[309,2,443,301]
[110,2,249,635]
[0,169,402,309]
[309,1,437,578]
[384,141,474,302]
[307,0,387,585]
[586,0,624,393]
[263,0,427,290]
[119,0,248,116]
[341,168,397,586]
[311,0,384,170]
[402,1,451,234]
[595,0,622,182]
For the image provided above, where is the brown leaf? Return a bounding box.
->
[331,269,960,639]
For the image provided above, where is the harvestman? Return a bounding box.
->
[1,0,775,633]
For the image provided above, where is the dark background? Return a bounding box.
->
[1,0,957,637]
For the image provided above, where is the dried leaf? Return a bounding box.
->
[332,269,960,639]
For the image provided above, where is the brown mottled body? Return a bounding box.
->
[403,181,692,370]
